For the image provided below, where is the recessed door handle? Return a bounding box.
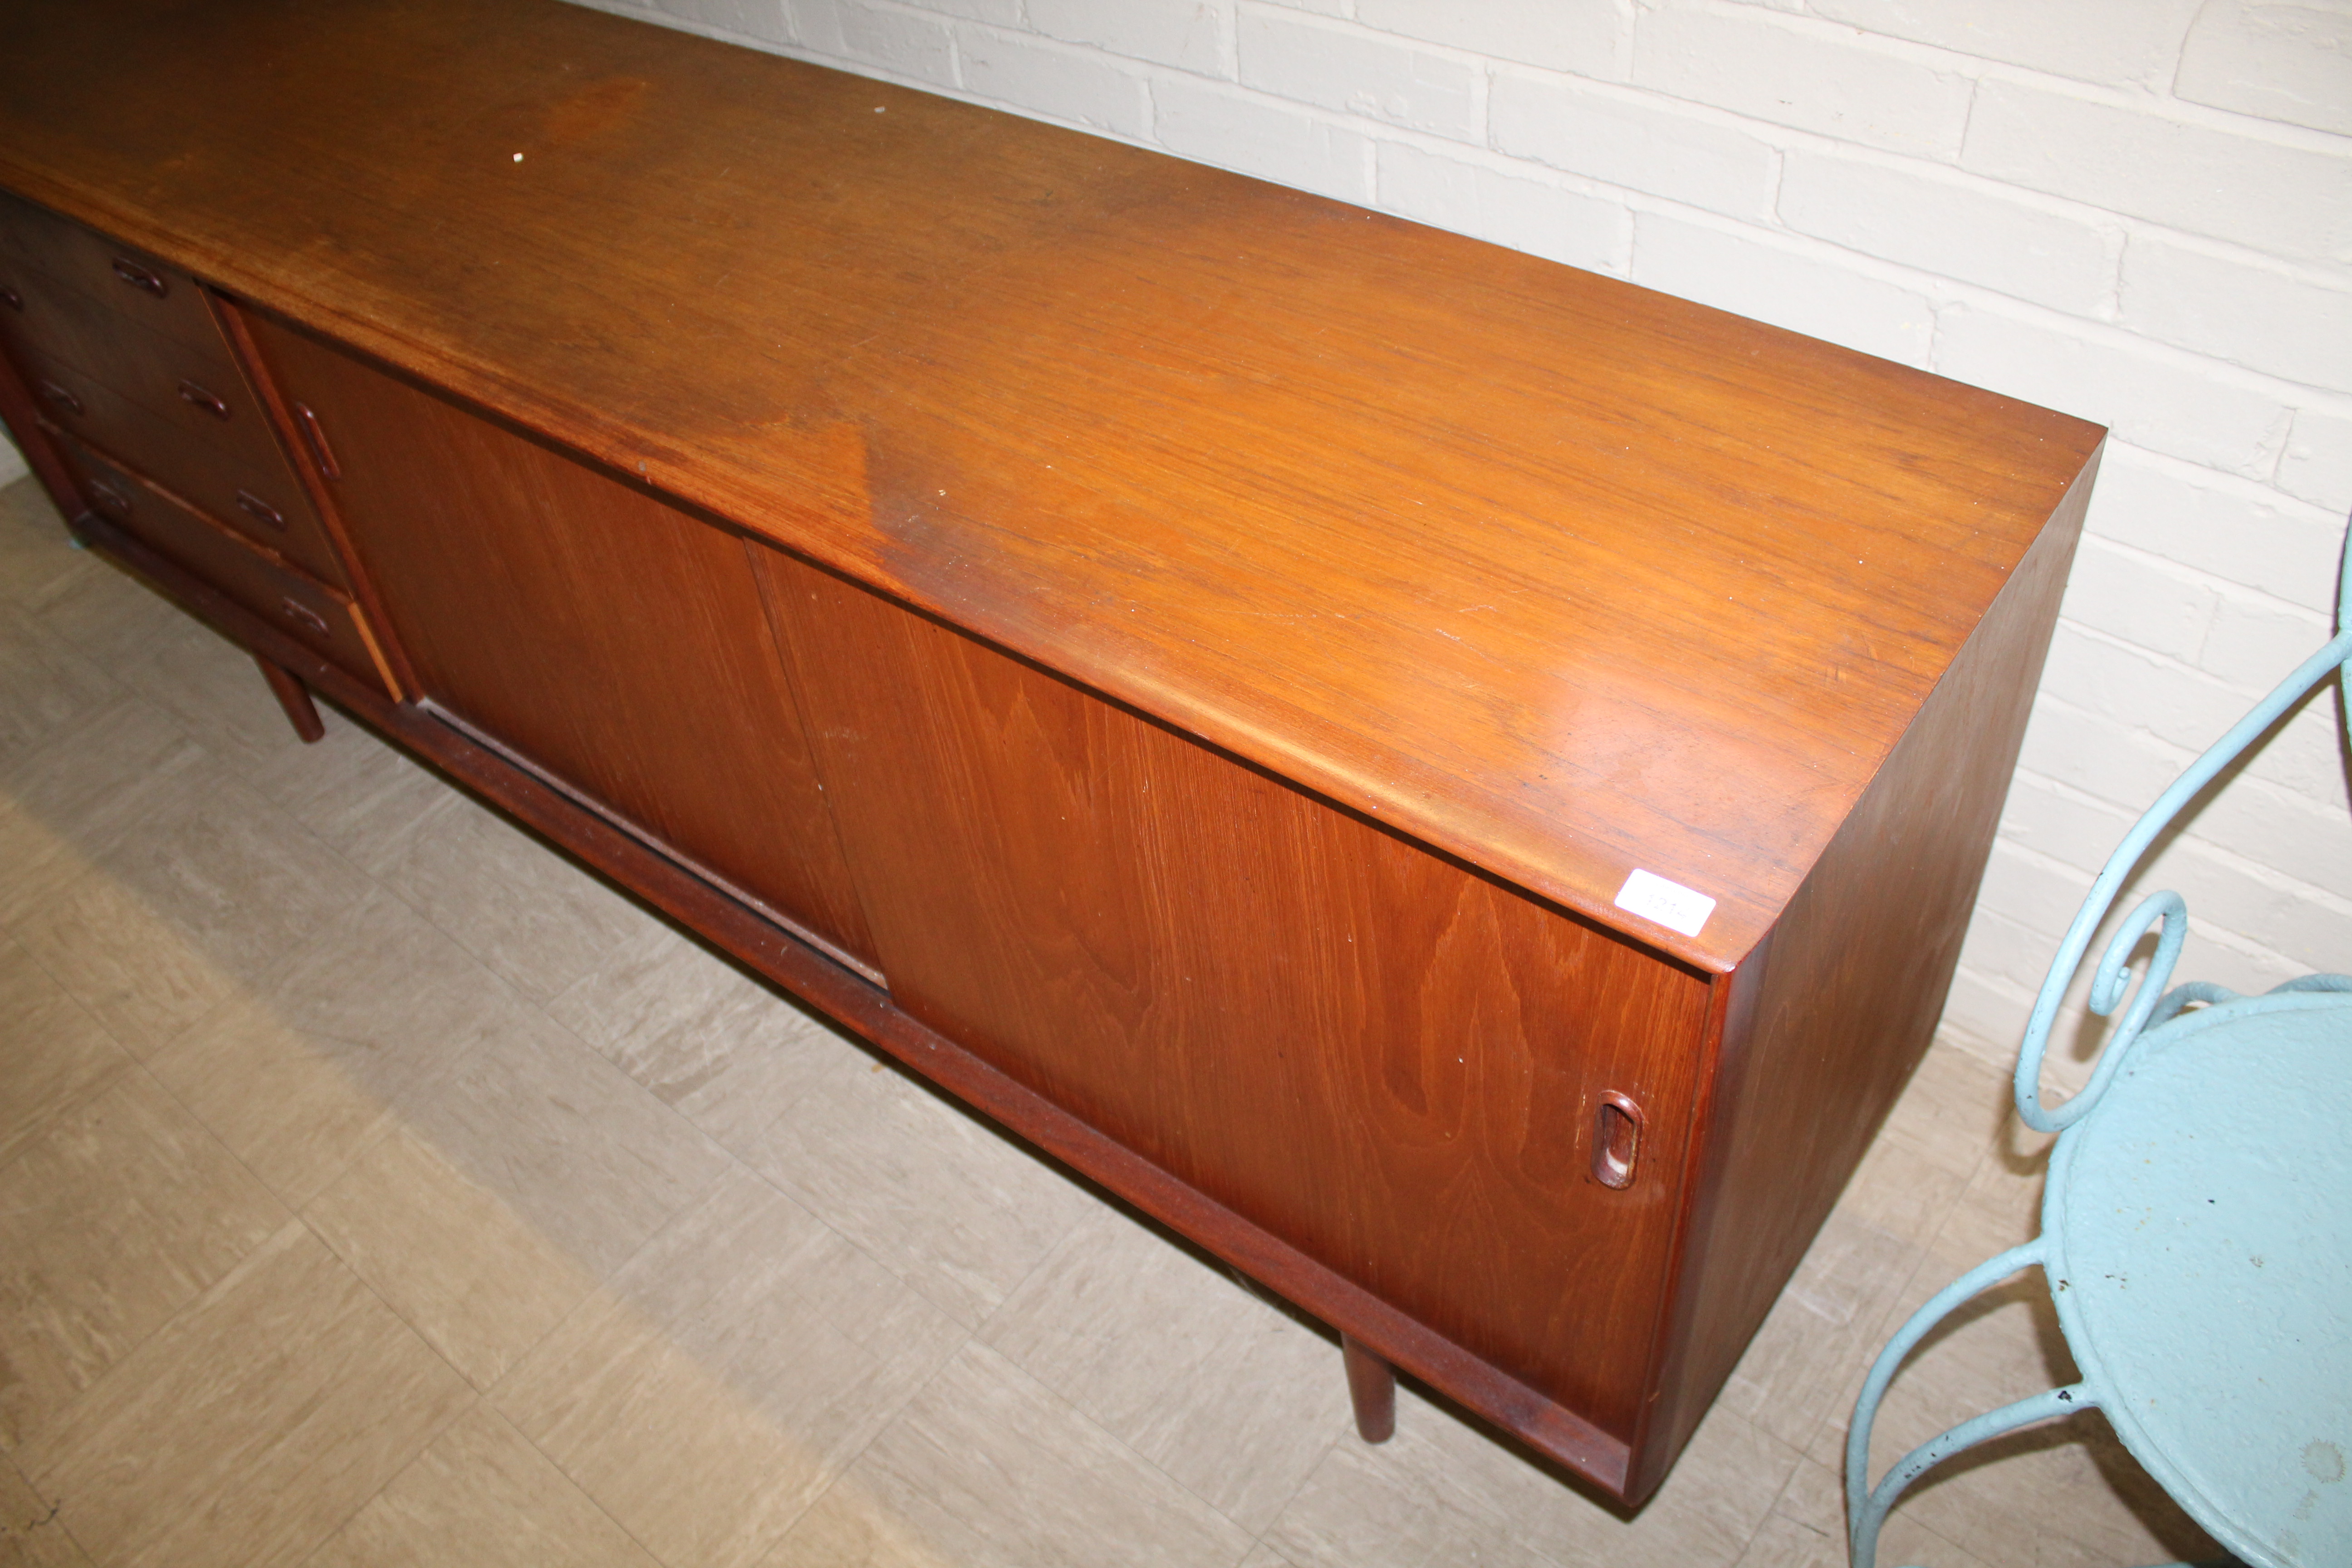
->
[1592,1091,1644,1191]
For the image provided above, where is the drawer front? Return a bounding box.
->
[0,279,294,486]
[16,348,348,587]
[0,189,224,357]
[64,441,388,695]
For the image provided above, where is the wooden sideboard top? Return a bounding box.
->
[0,0,2104,970]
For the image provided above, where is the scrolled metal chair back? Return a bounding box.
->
[2012,523,2352,1133]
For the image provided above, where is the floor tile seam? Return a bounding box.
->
[1759,1444,1838,1533]
[0,608,135,767]
[10,1214,363,1533]
[723,1149,994,1453]
[353,821,734,1161]
[526,983,747,1190]
[0,1053,302,1463]
[356,795,521,988]
[0,530,86,613]
[240,744,464,911]
[0,682,150,819]
[0,943,137,1165]
[448,1396,684,1568]
[470,1152,751,1418]
[0,1440,93,1566]
[1223,1306,1359,1555]
[1791,1176,1987,1483]
[279,1388,497,1568]
[3,723,382,1068]
[1231,1386,1383,1568]
[290,1196,519,1413]
[153,986,468,1215]
[1239,1410,1353,1566]
[755,1437,873,1565]
[1718,1415,1816,1568]
[0,687,218,907]
[332,867,745,1234]
[957,1334,1268,1553]
[683,1275,987,1568]
[1841,1128,2013,1371]
[208,1220,486,1559]
[727,1114,1016,1335]
[962,1196,1083,1349]
[108,997,309,1235]
[948,1185,1315,1539]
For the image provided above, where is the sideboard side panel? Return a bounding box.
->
[1627,447,2099,1499]
[760,543,1716,1446]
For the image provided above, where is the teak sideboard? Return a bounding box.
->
[0,0,2103,1505]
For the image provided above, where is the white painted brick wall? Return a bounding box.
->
[1029,0,1227,74]
[1807,0,2205,90]
[1238,10,1484,140]
[1489,72,1779,221]
[1775,150,2115,315]
[1354,0,1624,78]
[569,0,2352,1078]
[1632,6,1975,158]
[1373,141,1630,273]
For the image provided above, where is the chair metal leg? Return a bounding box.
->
[1846,1240,2051,1567]
[1851,1384,2094,1568]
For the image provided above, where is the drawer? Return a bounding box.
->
[0,189,224,357]
[0,285,294,485]
[64,441,390,696]
[15,348,350,587]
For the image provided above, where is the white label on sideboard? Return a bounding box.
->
[1614,868,1716,938]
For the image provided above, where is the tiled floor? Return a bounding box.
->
[0,470,2225,1568]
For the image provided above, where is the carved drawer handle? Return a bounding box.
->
[111,256,168,297]
[292,401,342,479]
[0,284,20,311]
[85,478,131,516]
[37,378,82,416]
[1592,1091,1644,1191]
[177,379,231,419]
[234,489,286,530]
[279,598,331,637]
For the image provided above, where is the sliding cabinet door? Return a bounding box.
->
[757,544,1714,1444]
[239,307,875,972]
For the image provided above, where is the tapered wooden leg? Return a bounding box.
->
[255,655,326,743]
[1342,1333,1396,1444]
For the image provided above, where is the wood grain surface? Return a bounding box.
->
[0,0,2106,971]
[761,544,1715,1446]
[238,306,878,971]
[55,433,392,694]
[1624,454,2094,1498]
[37,499,1653,1493]
[0,255,344,582]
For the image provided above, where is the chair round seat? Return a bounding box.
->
[2045,990,2352,1568]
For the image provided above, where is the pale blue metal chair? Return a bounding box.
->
[1845,529,2352,1568]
